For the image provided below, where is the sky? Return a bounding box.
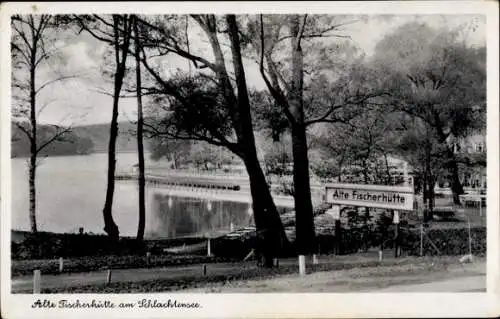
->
[26,14,486,126]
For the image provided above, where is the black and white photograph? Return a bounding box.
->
[1,1,499,318]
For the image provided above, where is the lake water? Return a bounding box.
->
[11,153,271,238]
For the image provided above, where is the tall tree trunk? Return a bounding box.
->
[337,156,344,183]
[422,167,428,220]
[102,101,120,239]
[446,148,464,205]
[384,153,392,185]
[226,15,289,264]
[429,174,436,213]
[289,15,316,255]
[134,17,146,241]
[102,15,130,240]
[362,159,370,252]
[424,143,434,221]
[28,158,37,233]
[243,154,290,266]
[291,123,316,254]
[29,51,38,234]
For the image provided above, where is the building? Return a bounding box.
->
[449,129,487,190]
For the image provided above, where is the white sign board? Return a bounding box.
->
[326,205,341,220]
[325,183,414,211]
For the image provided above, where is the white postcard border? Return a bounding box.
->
[1,1,499,318]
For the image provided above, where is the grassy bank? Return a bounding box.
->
[11,254,234,277]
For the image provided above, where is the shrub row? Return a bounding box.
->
[12,224,486,263]
[315,226,486,257]
[402,226,486,256]
[11,232,207,260]
[206,224,486,259]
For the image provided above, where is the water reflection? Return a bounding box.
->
[147,193,253,238]
[146,192,291,239]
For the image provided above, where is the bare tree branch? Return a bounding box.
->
[295,14,308,49]
[276,19,358,44]
[305,92,390,126]
[11,21,33,53]
[35,126,72,155]
[36,99,57,118]
[35,75,79,95]
[14,122,33,141]
[135,15,218,71]
[143,121,239,154]
[258,15,295,123]
[74,15,115,44]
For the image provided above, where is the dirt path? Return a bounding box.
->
[181,261,486,293]
[11,255,485,294]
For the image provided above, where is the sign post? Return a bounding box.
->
[393,210,400,258]
[327,205,341,255]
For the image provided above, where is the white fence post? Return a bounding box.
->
[298,255,306,276]
[106,269,112,285]
[207,238,212,257]
[468,217,473,256]
[420,224,424,257]
[33,270,41,293]
[58,257,64,273]
[479,198,483,217]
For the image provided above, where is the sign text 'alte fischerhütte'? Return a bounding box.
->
[325,183,414,211]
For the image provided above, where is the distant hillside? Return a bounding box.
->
[11,121,138,158]
[11,123,94,157]
[72,121,138,154]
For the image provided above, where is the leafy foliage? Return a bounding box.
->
[147,136,191,165]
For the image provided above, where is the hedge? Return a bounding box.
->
[12,223,486,263]
[11,232,207,260]
[402,226,486,256]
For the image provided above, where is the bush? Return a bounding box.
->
[402,226,486,256]
[11,232,209,260]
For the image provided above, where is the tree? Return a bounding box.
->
[11,14,74,234]
[250,90,289,142]
[75,15,134,240]
[253,14,385,255]
[187,142,221,170]
[392,115,447,217]
[132,15,146,241]
[147,136,192,168]
[135,14,289,266]
[373,21,486,204]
